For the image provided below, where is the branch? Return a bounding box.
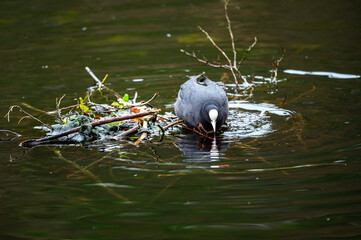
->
[162,119,184,131]
[110,125,140,140]
[270,47,286,83]
[224,0,237,69]
[238,37,257,67]
[123,92,159,109]
[85,66,121,98]
[56,94,66,121]
[134,120,148,145]
[197,25,241,88]
[180,49,230,69]
[5,105,53,131]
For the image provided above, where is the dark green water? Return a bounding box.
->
[1,0,360,239]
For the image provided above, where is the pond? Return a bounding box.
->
[1,0,360,239]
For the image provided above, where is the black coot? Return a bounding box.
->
[174,75,229,133]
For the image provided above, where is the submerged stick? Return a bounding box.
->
[181,125,213,140]
[54,150,129,202]
[20,110,159,148]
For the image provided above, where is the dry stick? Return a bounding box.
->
[91,92,159,114]
[85,66,121,98]
[134,121,148,145]
[54,150,129,202]
[123,92,159,109]
[156,119,184,142]
[5,105,53,131]
[223,0,249,85]
[197,26,242,88]
[162,119,184,131]
[20,110,159,147]
[46,104,80,115]
[238,37,257,67]
[56,94,66,121]
[110,125,140,140]
[271,47,286,83]
[224,0,237,69]
[180,49,230,69]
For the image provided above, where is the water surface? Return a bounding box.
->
[1,0,360,239]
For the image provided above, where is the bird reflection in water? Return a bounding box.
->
[175,134,229,163]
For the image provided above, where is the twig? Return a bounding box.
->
[20,110,159,148]
[181,125,213,140]
[162,119,184,131]
[180,49,230,69]
[180,0,255,88]
[46,104,79,116]
[224,0,237,69]
[134,120,148,145]
[238,37,257,67]
[123,92,159,109]
[85,66,121,98]
[283,86,316,106]
[67,152,112,178]
[56,94,66,121]
[110,125,140,140]
[0,130,21,141]
[85,66,101,84]
[5,105,53,131]
[197,25,241,88]
[133,92,138,103]
[270,47,286,83]
[54,150,129,201]
[157,125,165,142]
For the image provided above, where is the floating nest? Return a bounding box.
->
[4,67,184,148]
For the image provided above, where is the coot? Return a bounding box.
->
[174,75,228,133]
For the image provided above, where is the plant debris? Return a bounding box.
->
[5,67,182,148]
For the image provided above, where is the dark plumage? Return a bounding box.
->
[174,75,229,132]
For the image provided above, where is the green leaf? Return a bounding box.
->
[122,94,129,102]
[111,101,121,107]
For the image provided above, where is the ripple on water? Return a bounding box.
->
[225,100,295,139]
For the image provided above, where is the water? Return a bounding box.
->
[1,0,360,239]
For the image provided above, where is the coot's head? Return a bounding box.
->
[202,101,221,133]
